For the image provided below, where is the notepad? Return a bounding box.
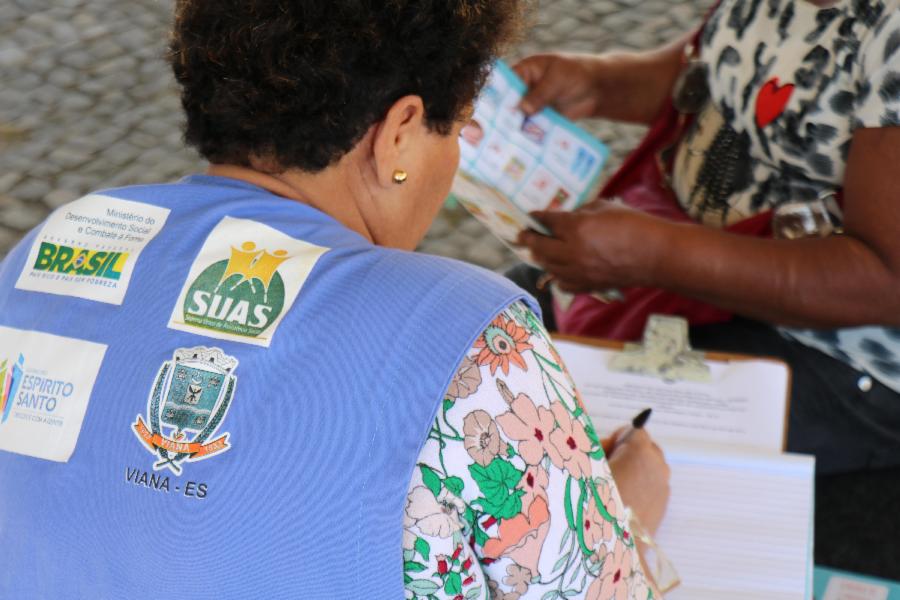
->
[554,338,815,600]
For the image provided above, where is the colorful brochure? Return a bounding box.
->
[450,60,610,264]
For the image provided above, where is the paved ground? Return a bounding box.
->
[0,0,713,268]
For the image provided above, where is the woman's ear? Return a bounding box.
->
[370,95,427,188]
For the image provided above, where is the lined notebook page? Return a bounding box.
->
[657,443,815,600]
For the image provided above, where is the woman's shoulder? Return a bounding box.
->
[378,248,527,298]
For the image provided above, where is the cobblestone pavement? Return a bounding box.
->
[0,0,713,268]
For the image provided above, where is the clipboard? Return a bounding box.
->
[553,317,812,600]
[554,315,793,451]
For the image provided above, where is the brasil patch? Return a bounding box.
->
[15,194,170,305]
[167,216,329,347]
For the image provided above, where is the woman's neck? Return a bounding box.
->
[206,163,377,244]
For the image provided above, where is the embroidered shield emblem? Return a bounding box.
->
[133,347,238,474]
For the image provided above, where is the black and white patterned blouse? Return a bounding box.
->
[671,0,900,392]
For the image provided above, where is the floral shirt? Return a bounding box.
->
[402,302,652,600]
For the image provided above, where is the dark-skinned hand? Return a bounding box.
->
[517,202,671,293]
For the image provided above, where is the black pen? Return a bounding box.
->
[620,407,653,445]
[603,408,652,454]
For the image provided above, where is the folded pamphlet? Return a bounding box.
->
[450,60,610,265]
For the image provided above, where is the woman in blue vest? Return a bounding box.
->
[0,1,669,598]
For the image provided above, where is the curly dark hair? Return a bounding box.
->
[170,0,526,172]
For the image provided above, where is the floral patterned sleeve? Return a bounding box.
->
[403,301,654,600]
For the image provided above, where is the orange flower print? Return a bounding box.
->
[482,494,551,576]
[474,315,533,376]
[547,401,593,480]
[496,393,557,466]
[586,542,635,600]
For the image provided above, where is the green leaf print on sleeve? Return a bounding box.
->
[469,457,521,495]
[404,560,427,573]
[414,537,431,562]
[406,301,656,600]
[444,571,462,595]
[444,476,465,496]
[421,464,442,497]
[406,579,441,596]
[464,505,490,548]
[468,457,525,519]
[465,587,482,599]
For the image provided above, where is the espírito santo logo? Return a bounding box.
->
[183,242,291,338]
[0,354,24,425]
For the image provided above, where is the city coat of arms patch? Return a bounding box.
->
[133,346,238,474]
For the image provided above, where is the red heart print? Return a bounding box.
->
[755,77,795,128]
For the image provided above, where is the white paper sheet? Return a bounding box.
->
[657,443,814,600]
[555,340,789,452]
[553,339,814,599]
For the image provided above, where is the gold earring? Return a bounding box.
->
[392,169,408,184]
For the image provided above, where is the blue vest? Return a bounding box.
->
[0,175,533,598]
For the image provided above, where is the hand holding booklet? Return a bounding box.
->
[449,60,610,265]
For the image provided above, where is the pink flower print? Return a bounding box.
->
[406,486,465,539]
[447,356,482,399]
[583,484,617,551]
[402,526,416,551]
[402,504,417,550]
[586,542,635,600]
[517,465,549,511]
[548,401,593,480]
[463,410,503,467]
[487,579,521,600]
[496,393,557,466]
[503,564,532,595]
[630,573,651,600]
